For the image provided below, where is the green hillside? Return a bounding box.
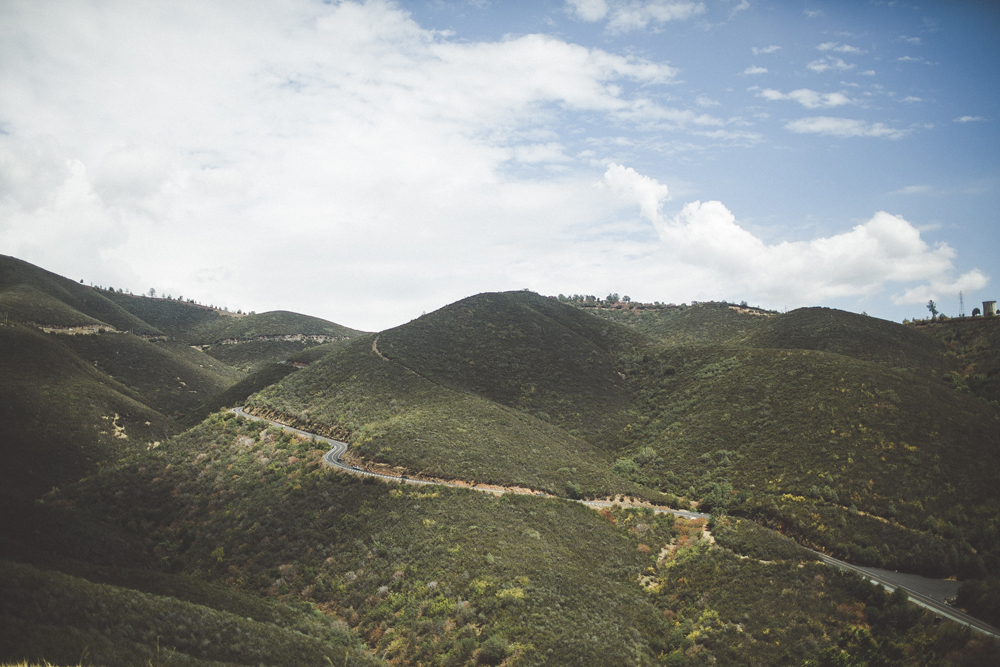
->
[200,339,327,374]
[101,289,226,338]
[916,317,1000,404]
[248,336,655,500]
[183,362,300,427]
[55,412,995,666]
[375,291,643,444]
[59,334,240,417]
[5,257,1000,666]
[617,340,1000,576]
[0,325,170,499]
[585,300,772,345]
[1,560,382,667]
[102,289,365,374]
[0,255,159,335]
[744,307,951,373]
[188,309,364,344]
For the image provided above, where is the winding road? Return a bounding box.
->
[230,406,1000,639]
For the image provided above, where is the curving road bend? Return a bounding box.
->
[230,407,1000,639]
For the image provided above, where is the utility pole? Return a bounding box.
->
[960,291,965,317]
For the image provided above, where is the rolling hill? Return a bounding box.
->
[102,289,368,373]
[3,257,1000,666]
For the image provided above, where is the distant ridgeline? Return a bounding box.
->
[2,253,1000,666]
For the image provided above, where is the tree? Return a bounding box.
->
[973,307,981,317]
[622,295,631,303]
[606,292,619,304]
[148,288,156,298]
[927,299,938,320]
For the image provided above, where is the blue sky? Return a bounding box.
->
[1,0,996,329]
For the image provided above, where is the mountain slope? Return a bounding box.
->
[103,288,366,372]
[744,306,951,372]
[0,325,170,498]
[375,291,643,445]
[248,336,653,499]
[586,300,772,345]
[0,255,159,334]
[615,315,1000,576]
[55,411,996,667]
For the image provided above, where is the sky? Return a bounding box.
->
[1,0,997,331]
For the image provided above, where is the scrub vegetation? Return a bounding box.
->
[3,255,1000,665]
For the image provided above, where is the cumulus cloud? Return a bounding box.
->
[808,57,855,73]
[753,87,852,108]
[752,45,781,55]
[816,42,864,54]
[893,270,989,305]
[785,117,909,139]
[592,166,986,307]
[566,0,706,32]
[743,65,768,75]
[954,116,985,123]
[695,94,720,107]
[1,0,724,328]
[602,163,671,222]
[606,183,987,304]
[606,1,707,33]
[565,0,609,21]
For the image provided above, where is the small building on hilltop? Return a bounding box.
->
[984,301,997,317]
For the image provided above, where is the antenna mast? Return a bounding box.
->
[960,291,965,318]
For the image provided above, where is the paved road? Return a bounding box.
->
[230,406,1000,639]
[808,551,1000,638]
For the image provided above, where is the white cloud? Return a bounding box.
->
[602,163,671,222]
[808,57,855,73]
[728,0,750,19]
[590,166,988,307]
[565,0,609,21]
[893,270,989,305]
[954,116,985,123]
[566,0,706,32]
[695,94,720,107]
[785,117,909,139]
[896,56,922,62]
[512,143,572,164]
[900,96,922,103]
[604,1,707,33]
[743,65,768,75]
[0,0,985,328]
[900,36,921,45]
[817,42,864,54]
[752,45,781,55]
[0,0,717,330]
[753,87,852,109]
[651,201,985,304]
[860,70,876,76]
[804,10,823,18]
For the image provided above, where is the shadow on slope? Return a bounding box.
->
[0,325,170,499]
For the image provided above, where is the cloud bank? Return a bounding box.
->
[601,164,988,305]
